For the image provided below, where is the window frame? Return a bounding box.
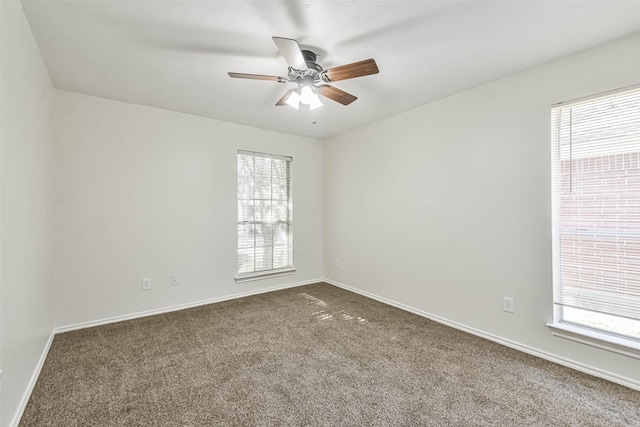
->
[548,84,640,359]
[235,150,295,283]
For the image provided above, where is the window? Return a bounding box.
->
[550,85,640,356]
[236,150,294,282]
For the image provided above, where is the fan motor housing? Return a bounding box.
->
[302,50,323,72]
[288,50,323,82]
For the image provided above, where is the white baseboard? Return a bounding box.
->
[10,331,55,427]
[55,278,324,334]
[324,278,640,392]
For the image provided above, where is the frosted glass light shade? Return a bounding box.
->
[300,85,315,104]
[285,91,301,109]
[299,84,322,110]
[308,95,323,110]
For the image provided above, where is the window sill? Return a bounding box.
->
[235,267,296,283]
[547,322,640,360]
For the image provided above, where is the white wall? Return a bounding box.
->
[52,91,323,328]
[324,32,640,384]
[1,2,55,426]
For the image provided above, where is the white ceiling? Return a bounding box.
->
[22,0,640,139]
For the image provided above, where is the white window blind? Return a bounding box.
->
[237,150,293,279]
[551,85,640,339]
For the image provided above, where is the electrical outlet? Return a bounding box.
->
[142,278,151,291]
[171,274,180,286]
[335,258,340,268]
[503,297,515,313]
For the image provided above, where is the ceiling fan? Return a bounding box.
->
[228,36,379,110]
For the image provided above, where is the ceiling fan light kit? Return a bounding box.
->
[284,90,301,109]
[283,76,323,110]
[228,36,379,111]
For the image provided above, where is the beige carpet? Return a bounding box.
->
[20,282,640,426]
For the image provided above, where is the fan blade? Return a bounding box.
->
[272,36,307,71]
[323,59,379,82]
[276,89,296,106]
[228,72,287,83]
[317,85,358,106]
